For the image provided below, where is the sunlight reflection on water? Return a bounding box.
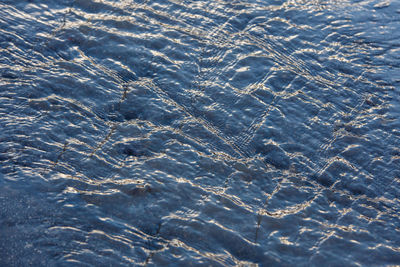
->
[1,0,400,265]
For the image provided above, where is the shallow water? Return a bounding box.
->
[1,0,400,265]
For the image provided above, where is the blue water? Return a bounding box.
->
[1,0,400,265]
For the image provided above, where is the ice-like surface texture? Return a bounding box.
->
[1,0,400,265]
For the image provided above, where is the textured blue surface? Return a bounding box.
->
[1,0,400,265]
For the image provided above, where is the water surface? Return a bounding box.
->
[1,0,400,265]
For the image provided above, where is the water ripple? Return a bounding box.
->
[1,0,400,265]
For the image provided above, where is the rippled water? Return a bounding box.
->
[1,0,400,265]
